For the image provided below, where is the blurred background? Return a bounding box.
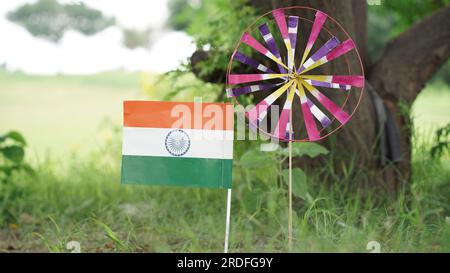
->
[0,0,449,252]
[0,0,198,161]
[0,0,449,162]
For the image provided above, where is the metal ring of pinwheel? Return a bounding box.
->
[226,6,365,142]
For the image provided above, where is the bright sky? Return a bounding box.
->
[0,0,195,74]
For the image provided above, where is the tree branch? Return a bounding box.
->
[368,5,450,104]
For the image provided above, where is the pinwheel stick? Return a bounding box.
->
[288,109,293,251]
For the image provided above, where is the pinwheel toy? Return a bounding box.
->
[226,6,365,250]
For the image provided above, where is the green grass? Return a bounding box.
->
[1,133,449,252]
[0,71,449,252]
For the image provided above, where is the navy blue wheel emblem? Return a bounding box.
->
[165,129,190,156]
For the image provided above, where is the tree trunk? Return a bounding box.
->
[368,5,450,191]
[191,1,450,194]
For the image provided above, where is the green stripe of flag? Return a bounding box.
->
[121,155,232,189]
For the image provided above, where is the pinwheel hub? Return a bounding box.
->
[290,72,302,82]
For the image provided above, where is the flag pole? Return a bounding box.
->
[224,188,232,253]
[288,107,293,251]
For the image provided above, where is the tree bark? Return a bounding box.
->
[190,1,450,194]
[368,5,450,191]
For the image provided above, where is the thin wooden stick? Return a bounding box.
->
[288,109,293,251]
[224,188,232,253]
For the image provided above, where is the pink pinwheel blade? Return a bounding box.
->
[273,9,289,39]
[228,74,286,85]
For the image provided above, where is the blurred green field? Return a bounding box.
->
[413,81,450,132]
[0,70,143,161]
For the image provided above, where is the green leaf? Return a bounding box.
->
[252,165,278,185]
[241,188,262,212]
[277,142,329,158]
[7,131,27,145]
[21,163,35,175]
[240,150,274,169]
[94,219,127,250]
[0,166,12,178]
[1,146,25,163]
[281,168,309,200]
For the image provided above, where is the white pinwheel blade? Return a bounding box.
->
[294,89,332,128]
[259,23,287,74]
[300,39,356,74]
[226,82,285,98]
[301,80,351,125]
[233,51,277,74]
[301,75,364,88]
[288,16,300,71]
[297,37,341,74]
[297,81,320,141]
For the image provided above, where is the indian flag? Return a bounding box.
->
[121,101,234,189]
